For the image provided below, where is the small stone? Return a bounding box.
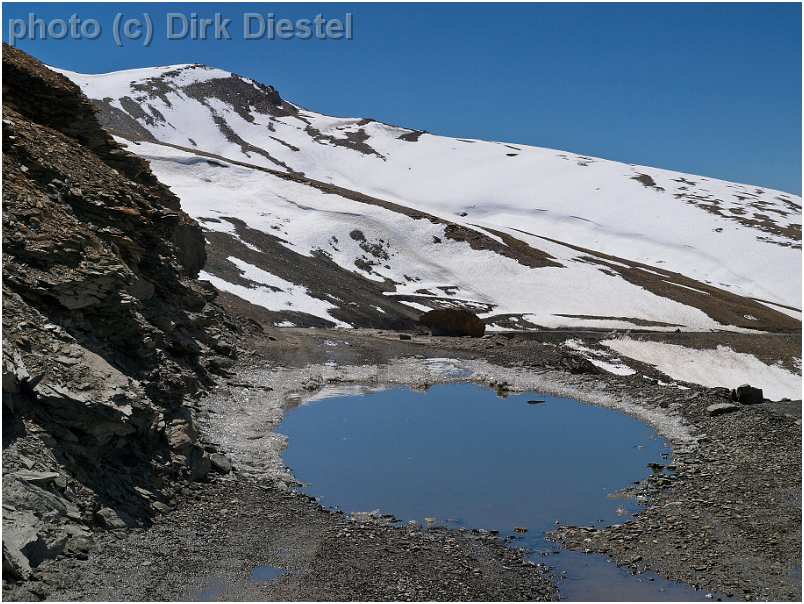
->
[67,536,92,554]
[95,507,127,529]
[11,471,61,487]
[134,486,154,500]
[210,453,232,474]
[151,501,170,514]
[706,403,740,417]
[55,355,80,366]
[206,355,235,372]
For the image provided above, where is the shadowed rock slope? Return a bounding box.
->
[2,44,253,584]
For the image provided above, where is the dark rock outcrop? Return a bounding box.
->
[419,309,485,337]
[732,384,764,405]
[559,354,602,375]
[2,44,253,583]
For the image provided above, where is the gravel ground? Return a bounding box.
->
[5,327,800,601]
[551,402,801,601]
[22,480,554,602]
[238,327,802,601]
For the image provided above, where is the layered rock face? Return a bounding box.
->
[2,45,249,582]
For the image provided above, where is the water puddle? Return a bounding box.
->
[197,579,226,601]
[279,382,714,600]
[249,564,286,582]
[195,565,286,600]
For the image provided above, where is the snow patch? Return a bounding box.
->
[563,339,636,376]
[602,337,801,401]
[60,65,802,313]
[200,258,351,328]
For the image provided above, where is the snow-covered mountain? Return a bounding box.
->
[55,63,802,332]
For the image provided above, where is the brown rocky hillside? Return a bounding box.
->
[2,44,252,581]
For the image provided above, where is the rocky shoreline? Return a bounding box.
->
[9,326,799,601]
[4,326,801,601]
[212,328,802,601]
[13,479,556,602]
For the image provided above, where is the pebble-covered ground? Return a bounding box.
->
[5,327,800,601]
[17,480,556,602]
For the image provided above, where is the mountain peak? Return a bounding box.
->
[52,62,801,334]
[51,62,262,98]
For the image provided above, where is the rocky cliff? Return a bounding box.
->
[2,45,251,585]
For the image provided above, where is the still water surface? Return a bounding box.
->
[279,383,713,601]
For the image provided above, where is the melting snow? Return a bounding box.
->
[56,65,802,330]
[200,258,351,328]
[58,64,802,312]
[563,339,636,376]
[602,337,802,401]
[128,140,773,332]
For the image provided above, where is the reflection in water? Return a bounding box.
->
[250,565,286,582]
[279,383,714,601]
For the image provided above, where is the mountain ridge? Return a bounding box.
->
[53,62,802,333]
[54,63,803,194]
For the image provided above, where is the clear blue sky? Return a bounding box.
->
[4,2,802,194]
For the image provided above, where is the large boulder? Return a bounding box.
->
[419,309,485,337]
[731,384,764,405]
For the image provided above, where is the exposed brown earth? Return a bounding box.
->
[520,231,800,332]
[202,217,419,329]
